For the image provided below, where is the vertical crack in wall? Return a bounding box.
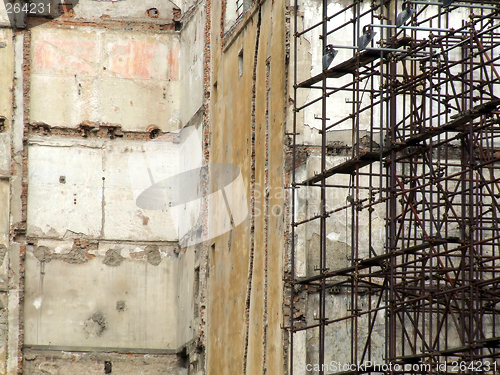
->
[220,0,227,52]
[243,4,261,375]
[282,5,292,372]
[100,145,106,239]
[7,33,17,375]
[262,56,271,375]
[15,28,32,375]
[199,0,212,359]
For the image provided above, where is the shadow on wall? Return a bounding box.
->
[129,126,249,248]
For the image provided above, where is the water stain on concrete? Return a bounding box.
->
[62,247,88,264]
[33,245,91,264]
[145,245,161,266]
[116,300,126,312]
[33,246,51,263]
[103,248,125,267]
[84,311,107,338]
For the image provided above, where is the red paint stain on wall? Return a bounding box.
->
[167,41,180,81]
[33,34,179,82]
[33,34,98,76]
[108,39,178,81]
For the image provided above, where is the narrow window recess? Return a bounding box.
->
[238,49,244,77]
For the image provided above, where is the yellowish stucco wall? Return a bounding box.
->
[208,0,286,373]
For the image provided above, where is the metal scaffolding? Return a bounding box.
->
[288,0,500,374]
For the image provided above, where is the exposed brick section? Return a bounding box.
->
[29,122,177,142]
[26,17,179,32]
[57,2,75,17]
[173,7,181,21]
[282,4,293,371]
[197,0,211,367]
[8,27,34,375]
[220,0,227,52]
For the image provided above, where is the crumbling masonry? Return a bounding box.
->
[2,0,500,374]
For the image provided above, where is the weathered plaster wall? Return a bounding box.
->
[24,241,180,350]
[0,0,205,372]
[0,0,179,27]
[24,136,184,353]
[30,26,180,132]
[68,0,178,24]
[208,0,286,374]
[27,138,179,241]
[0,0,198,372]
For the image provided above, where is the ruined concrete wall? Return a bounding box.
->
[24,21,183,352]
[1,0,291,373]
[30,26,181,131]
[207,0,286,374]
[0,0,205,373]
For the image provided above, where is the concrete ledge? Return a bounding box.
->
[24,345,180,355]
